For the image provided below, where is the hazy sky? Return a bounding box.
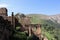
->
[0,0,60,15]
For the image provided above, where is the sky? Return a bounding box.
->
[0,0,60,16]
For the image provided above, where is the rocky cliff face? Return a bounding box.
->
[49,14,60,24]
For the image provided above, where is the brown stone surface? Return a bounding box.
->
[0,16,12,40]
[20,14,42,40]
[0,8,8,16]
[0,8,17,40]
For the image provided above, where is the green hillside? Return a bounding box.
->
[28,14,60,40]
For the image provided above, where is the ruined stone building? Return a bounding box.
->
[19,14,42,40]
[0,8,16,28]
[0,7,42,40]
[0,8,19,40]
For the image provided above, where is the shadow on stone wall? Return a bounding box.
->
[0,16,13,40]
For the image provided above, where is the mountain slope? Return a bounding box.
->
[27,14,60,24]
[49,14,60,23]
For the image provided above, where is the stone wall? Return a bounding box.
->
[20,14,42,39]
[0,8,8,16]
[0,8,16,40]
[0,7,42,40]
[0,16,13,40]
